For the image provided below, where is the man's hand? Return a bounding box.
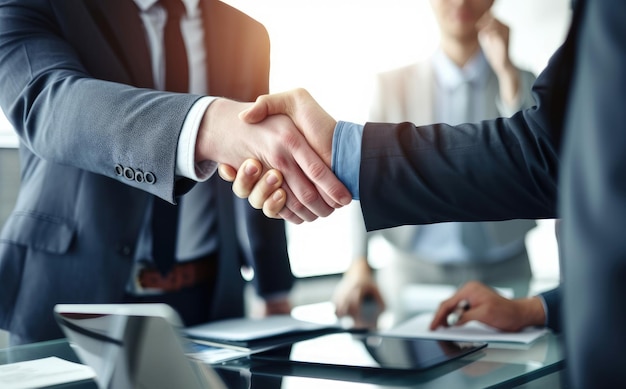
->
[430,281,546,332]
[217,88,349,222]
[477,12,520,106]
[218,159,288,219]
[332,258,386,321]
[197,96,350,223]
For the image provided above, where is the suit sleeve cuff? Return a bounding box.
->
[176,96,217,181]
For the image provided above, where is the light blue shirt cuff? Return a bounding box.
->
[332,121,363,200]
[176,96,217,181]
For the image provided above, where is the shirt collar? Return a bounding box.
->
[432,48,489,90]
[134,0,200,16]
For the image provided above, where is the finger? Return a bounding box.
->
[278,207,304,225]
[217,164,237,182]
[455,305,487,327]
[232,159,263,199]
[280,183,318,222]
[430,297,462,330]
[289,140,352,209]
[315,181,349,209]
[247,169,283,209]
[278,157,336,219]
[239,90,296,124]
[262,188,288,218]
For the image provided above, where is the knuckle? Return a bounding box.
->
[307,161,327,181]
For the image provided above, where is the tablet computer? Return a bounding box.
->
[54,303,227,389]
[250,332,487,371]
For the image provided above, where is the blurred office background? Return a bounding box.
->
[0,0,571,348]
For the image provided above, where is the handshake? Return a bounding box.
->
[199,88,353,224]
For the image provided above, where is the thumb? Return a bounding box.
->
[239,91,295,124]
[238,99,269,124]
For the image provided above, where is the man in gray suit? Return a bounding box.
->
[0,0,350,345]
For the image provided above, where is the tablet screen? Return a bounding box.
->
[251,332,486,371]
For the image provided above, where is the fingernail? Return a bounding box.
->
[266,173,278,186]
[245,162,259,176]
[272,190,284,202]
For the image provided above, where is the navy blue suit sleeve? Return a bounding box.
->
[358,35,578,231]
[540,287,562,333]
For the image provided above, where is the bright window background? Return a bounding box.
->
[0,0,572,279]
[222,0,572,279]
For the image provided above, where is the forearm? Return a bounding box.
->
[495,64,521,108]
[356,44,572,231]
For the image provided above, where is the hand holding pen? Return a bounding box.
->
[429,281,547,332]
[446,299,470,326]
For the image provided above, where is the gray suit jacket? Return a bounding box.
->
[0,0,293,344]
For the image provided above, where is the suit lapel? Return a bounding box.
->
[90,0,154,88]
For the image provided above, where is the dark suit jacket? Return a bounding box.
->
[360,1,626,386]
[540,287,561,333]
[0,0,293,344]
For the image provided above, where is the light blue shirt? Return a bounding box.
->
[332,121,363,200]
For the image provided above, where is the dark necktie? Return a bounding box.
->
[151,0,188,275]
[161,0,189,92]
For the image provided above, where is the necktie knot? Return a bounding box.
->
[160,0,186,19]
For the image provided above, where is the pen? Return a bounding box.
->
[446,299,470,326]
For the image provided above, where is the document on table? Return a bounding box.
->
[382,312,548,345]
[0,357,96,389]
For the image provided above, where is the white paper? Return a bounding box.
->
[0,357,95,389]
[382,312,548,344]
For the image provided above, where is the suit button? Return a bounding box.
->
[114,164,124,176]
[134,170,144,183]
[123,167,135,180]
[144,172,156,185]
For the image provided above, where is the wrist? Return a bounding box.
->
[197,98,249,164]
[516,296,546,328]
[496,65,520,107]
[348,257,373,276]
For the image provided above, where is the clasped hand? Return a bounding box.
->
[214,88,348,223]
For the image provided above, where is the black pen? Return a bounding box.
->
[446,299,470,326]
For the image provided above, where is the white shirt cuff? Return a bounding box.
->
[176,96,218,181]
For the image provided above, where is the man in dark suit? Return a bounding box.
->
[0,0,355,346]
[223,0,626,386]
